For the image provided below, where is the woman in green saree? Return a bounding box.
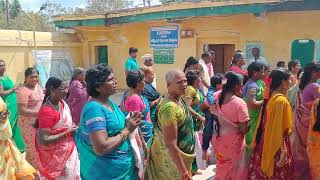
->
[0,59,25,151]
[145,70,195,180]
[242,62,265,157]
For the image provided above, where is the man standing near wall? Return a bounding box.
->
[124,47,139,75]
[199,52,213,95]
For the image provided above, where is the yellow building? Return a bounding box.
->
[53,0,320,93]
[0,29,82,83]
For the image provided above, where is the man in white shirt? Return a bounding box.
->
[245,47,268,69]
[199,52,213,95]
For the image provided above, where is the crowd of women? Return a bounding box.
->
[0,49,320,180]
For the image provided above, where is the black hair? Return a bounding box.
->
[252,47,260,53]
[25,67,39,78]
[256,68,291,144]
[43,77,63,104]
[269,68,291,95]
[247,62,264,78]
[85,63,112,98]
[216,72,243,136]
[218,71,243,107]
[0,59,5,63]
[314,101,320,132]
[129,47,138,54]
[231,52,244,66]
[185,70,200,86]
[288,60,300,72]
[210,73,224,89]
[299,63,320,90]
[183,56,199,73]
[235,50,242,53]
[276,61,286,68]
[201,52,211,59]
[126,69,144,89]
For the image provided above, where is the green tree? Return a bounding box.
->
[86,0,134,13]
[0,11,53,31]
[9,0,21,18]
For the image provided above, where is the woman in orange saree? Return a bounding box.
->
[307,98,320,179]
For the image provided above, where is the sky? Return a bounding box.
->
[20,0,161,11]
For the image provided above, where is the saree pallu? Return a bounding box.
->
[0,106,36,179]
[292,91,313,180]
[0,75,25,151]
[141,83,160,123]
[144,98,195,180]
[211,105,248,180]
[36,101,80,180]
[121,92,153,145]
[307,99,320,180]
[249,94,294,179]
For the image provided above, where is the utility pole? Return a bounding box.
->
[5,0,9,26]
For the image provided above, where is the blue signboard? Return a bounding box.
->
[150,26,179,48]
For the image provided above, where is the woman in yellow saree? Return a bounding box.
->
[0,97,36,179]
[307,98,320,179]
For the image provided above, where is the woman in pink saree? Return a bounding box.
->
[16,67,44,169]
[207,72,250,180]
[66,67,88,125]
[36,77,80,180]
[292,63,320,180]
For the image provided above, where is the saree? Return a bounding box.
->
[209,94,249,180]
[36,100,80,180]
[184,86,205,171]
[0,98,36,180]
[292,83,320,180]
[249,93,294,179]
[76,99,137,180]
[141,83,160,123]
[0,75,25,151]
[66,80,88,125]
[121,92,153,145]
[243,79,265,156]
[16,84,44,169]
[144,97,196,180]
[307,98,320,179]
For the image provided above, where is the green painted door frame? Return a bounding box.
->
[97,46,108,65]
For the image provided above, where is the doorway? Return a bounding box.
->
[204,44,235,73]
[96,46,108,65]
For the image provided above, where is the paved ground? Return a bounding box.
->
[193,165,216,180]
[111,91,217,179]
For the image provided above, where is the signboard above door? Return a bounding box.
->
[150,26,179,48]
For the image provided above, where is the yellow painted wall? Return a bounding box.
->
[0,29,82,84]
[76,10,320,93]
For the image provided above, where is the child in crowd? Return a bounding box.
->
[201,73,225,166]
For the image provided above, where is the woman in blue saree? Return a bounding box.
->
[76,64,143,179]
